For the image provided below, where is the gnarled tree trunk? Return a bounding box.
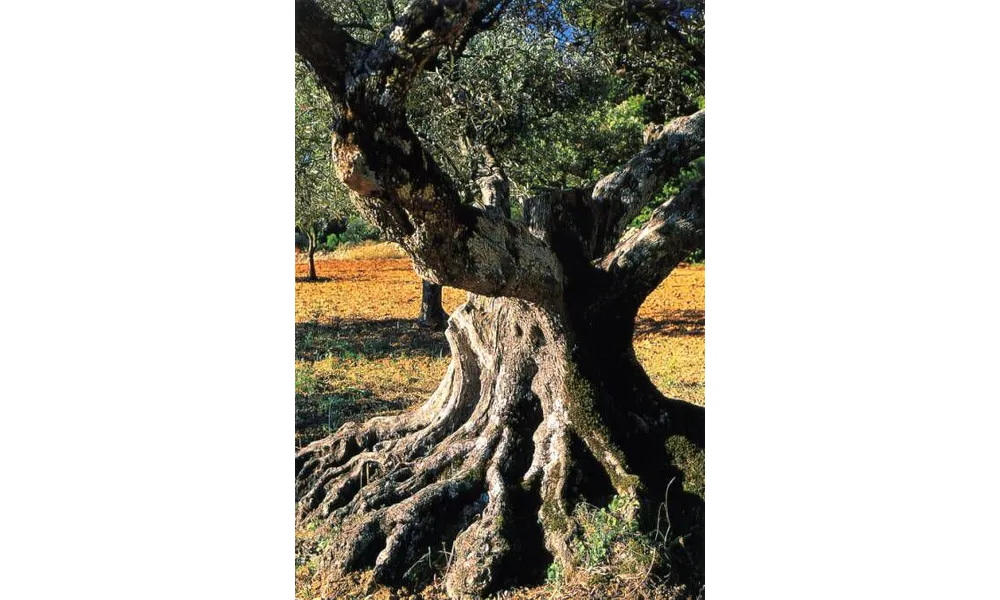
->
[295,1,706,596]
[307,231,318,281]
[418,280,447,331]
[296,290,700,597]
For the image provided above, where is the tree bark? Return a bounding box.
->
[418,280,448,331]
[296,292,699,597]
[294,1,706,595]
[475,145,510,218]
[307,233,318,281]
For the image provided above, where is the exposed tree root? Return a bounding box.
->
[295,295,695,598]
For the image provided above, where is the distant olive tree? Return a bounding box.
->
[295,57,351,280]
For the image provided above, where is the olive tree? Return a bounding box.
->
[295,0,705,596]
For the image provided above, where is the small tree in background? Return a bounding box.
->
[296,57,351,281]
[297,53,449,324]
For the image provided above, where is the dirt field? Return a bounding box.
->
[294,252,705,599]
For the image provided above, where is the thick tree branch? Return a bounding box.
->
[296,0,561,304]
[598,178,704,310]
[590,109,704,256]
[523,186,598,274]
[523,110,704,267]
[475,145,510,217]
[423,0,512,71]
[623,0,704,75]
[339,21,376,31]
[295,0,367,100]
[662,21,705,76]
[362,0,505,105]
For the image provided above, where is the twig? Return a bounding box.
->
[402,546,434,581]
[348,0,374,30]
[443,540,454,570]
[660,477,677,542]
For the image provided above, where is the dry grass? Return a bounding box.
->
[294,256,705,599]
[634,264,705,406]
[298,241,409,262]
[334,241,409,260]
[295,257,465,321]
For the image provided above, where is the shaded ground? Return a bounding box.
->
[294,318,453,448]
[294,254,705,598]
[296,319,450,362]
[295,258,465,448]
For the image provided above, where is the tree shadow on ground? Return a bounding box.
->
[294,276,335,283]
[295,318,450,361]
[634,309,705,337]
[296,388,411,449]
